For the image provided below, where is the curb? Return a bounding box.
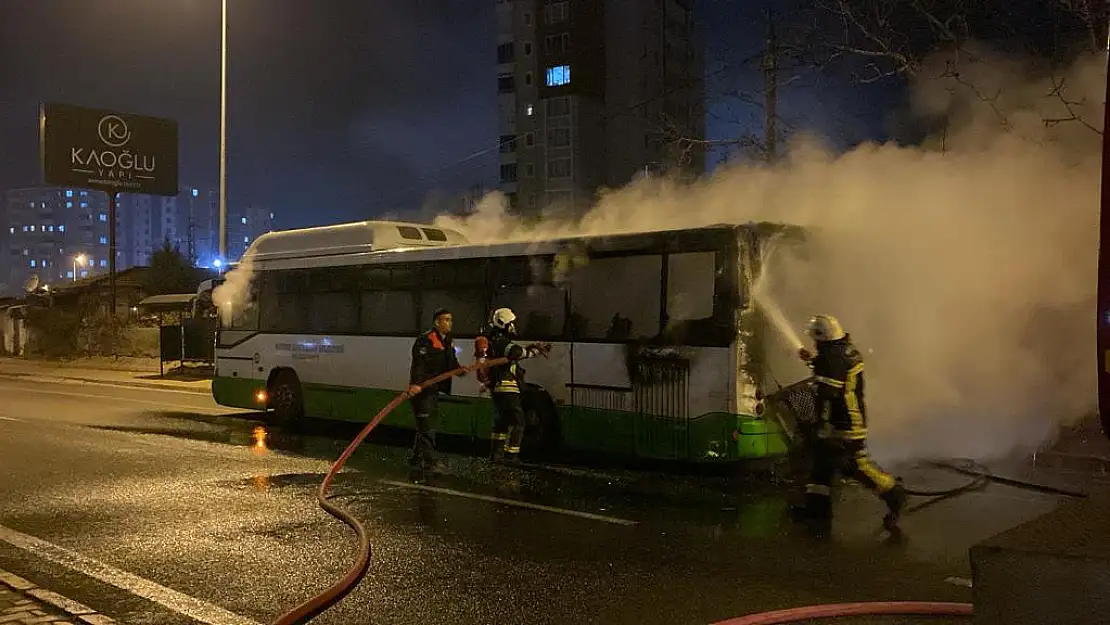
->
[0,569,117,624]
[0,372,210,395]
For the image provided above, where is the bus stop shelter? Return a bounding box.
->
[137,293,216,377]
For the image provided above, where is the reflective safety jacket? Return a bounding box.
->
[810,335,868,439]
[487,332,531,394]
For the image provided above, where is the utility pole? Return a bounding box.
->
[762,9,778,164]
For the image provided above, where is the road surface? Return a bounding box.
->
[0,374,1076,624]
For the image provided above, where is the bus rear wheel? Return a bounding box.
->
[269,370,304,427]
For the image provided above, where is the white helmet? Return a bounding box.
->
[807,314,846,342]
[490,307,517,330]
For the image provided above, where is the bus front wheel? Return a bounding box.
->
[269,369,304,427]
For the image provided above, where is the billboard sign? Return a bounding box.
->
[40,102,179,196]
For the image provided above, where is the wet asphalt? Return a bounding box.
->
[0,376,1082,624]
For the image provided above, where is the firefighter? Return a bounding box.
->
[406,308,463,483]
[793,314,907,534]
[483,307,550,464]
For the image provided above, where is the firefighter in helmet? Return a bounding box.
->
[794,314,907,534]
[481,307,550,463]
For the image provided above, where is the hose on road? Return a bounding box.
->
[270,356,510,625]
[710,601,974,624]
[269,364,1087,624]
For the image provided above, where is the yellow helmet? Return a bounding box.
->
[807,314,846,342]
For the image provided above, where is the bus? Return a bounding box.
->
[210,219,804,464]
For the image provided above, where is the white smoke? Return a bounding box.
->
[432,50,1105,465]
[211,256,255,328]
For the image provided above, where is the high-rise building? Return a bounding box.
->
[496,0,704,215]
[228,205,274,262]
[2,187,114,294]
[2,185,273,295]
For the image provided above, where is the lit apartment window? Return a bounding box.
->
[66,271,74,279]
[192,189,199,197]
[66,201,73,208]
[241,217,247,224]
[100,260,107,267]
[22,226,28,232]
[526,104,535,116]
[99,236,108,244]
[66,190,73,198]
[59,225,65,232]
[29,225,35,232]
[545,65,571,87]
[29,260,36,268]
[99,213,107,222]
[7,227,13,234]
[243,236,249,243]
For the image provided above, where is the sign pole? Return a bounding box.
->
[108,191,118,317]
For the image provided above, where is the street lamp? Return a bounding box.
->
[73,254,86,282]
[219,0,228,263]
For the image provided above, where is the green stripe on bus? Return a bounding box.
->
[212,376,790,461]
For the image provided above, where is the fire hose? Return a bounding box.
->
[270,356,511,625]
[269,361,1088,624]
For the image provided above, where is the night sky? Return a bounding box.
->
[0,0,887,229]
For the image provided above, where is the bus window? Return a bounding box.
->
[223,282,259,331]
[422,289,485,335]
[495,286,566,338]
[666,252,716,323]
[309,292,359,334]
[490,256,565,340]
[568,254,662,341]
[360,291,417,334]
[259,271,308,333]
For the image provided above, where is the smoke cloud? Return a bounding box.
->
[434,49,1105,465]
[212,256,255,328]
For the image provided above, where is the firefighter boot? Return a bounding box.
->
[791,488,833,536]
[501,426,524,465]
[881,479,908,533]
[489,433,507,463]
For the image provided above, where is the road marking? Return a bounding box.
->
[380,479,640,526]
[0,524,261,625]
[945,576,973,588]
[0,416,19,422]
[0,374,211,397]
[9,386,239,414]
